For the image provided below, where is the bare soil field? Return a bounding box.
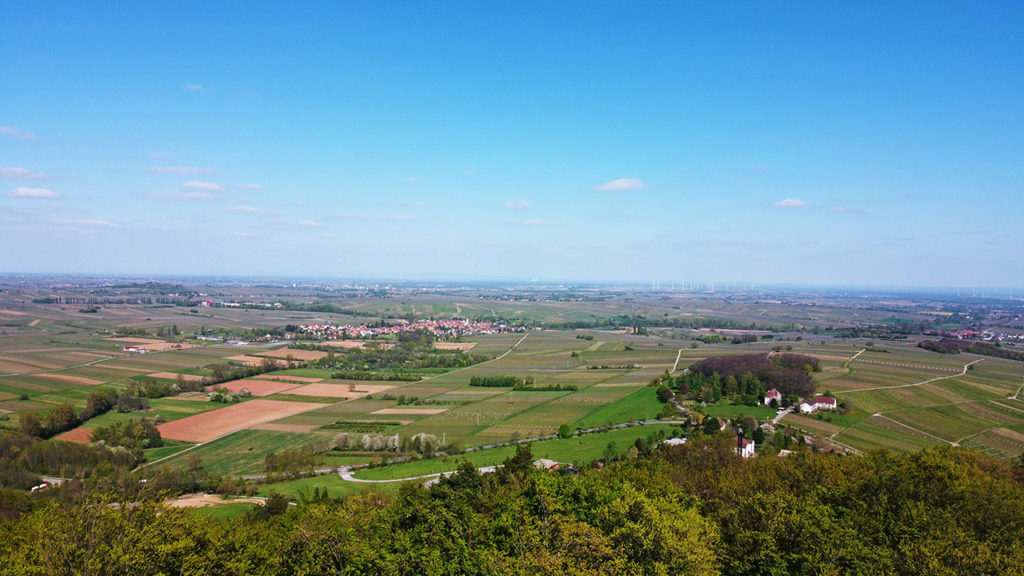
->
[319,340,393,349]
[0,355,62,373]
[54,427,93,444]
[225,355,266,366]
[259,349,328,361]
[433,342,478,351]
[109,340,196,352]
[372,408,449,415]
[148,372,208,382]
[34,373,105,386]
[165,493,265,509]
[158,400,323,442]
[251,374,322,383]
[250,423,318,433]
[287,382,395,399]
[206,379,299,396]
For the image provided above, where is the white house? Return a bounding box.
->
[764,388,782,406]
[735,438,755,458]
[800,395,838,414]
[663,437,687,446]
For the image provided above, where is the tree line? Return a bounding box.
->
[2,440,1023,575]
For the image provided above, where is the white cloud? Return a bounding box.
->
[0,126,38,140]
[182,180,223,191]
[148,152,175,159]
[146,191,216,200]
[773,198,806,208]
[339,214,414,222]
[298,220,323,227]
[51,218,119,228]
[10,187,56,198]
[402,177,420,183]
[184,83,204,92]
[0,167,44,179]
[146,165,215,175]
[519,218,546,226]
[233,231,259,237]
[390,200,428,207]
[236,183,263,190]
[505,200,532,209]
[228,205,265,214]
[593,178,645,192]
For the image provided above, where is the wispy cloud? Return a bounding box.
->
[505,200,532,209]
[227,205,273,215]
[148,152,175,159]
[773,198,806,208]
[517,218,547,227]
[236,183,263,190]
[593,178,645,192]
[402,177,420,183]
[339,214,414,223]
[182,180,223,191]
[390,200,428,207]
[145,191,217,201]
[0,126,38,140]
[233,231,259,238]
[183,83,204,92]
[10,187,56,198]
[51,218,119,228]
[298,220,323,227]
[146,165,215,175]
[0,167,45,180]
[830,206,865,215]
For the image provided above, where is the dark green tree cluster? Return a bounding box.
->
[679,353,820,403]
[3,441,1022,575]
[308,335,487,375]
[90,418,162,452]
[469,375,532,387]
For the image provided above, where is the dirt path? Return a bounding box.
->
[871,413,957,446]
[671,348,684,373]
[839,358,984,394]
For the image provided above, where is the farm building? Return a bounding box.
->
[123,345,146,353]
[799,395,838,414]
[764,388,782,406]
[735,438,755,458]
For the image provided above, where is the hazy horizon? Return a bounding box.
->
[3,3,1022,287]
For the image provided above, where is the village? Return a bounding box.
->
[292,318,526,341]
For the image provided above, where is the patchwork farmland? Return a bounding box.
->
[3,281,1024,500]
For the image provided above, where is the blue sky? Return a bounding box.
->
[2,2,1022,287]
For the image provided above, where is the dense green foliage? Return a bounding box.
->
[469,375,532,388]
[90,418,163,452]
[2,441,1022,575]
[679,353,820,403]
[309,330,487,375]
[919,338,1024,361]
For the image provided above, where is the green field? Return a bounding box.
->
[4,284,1024,479]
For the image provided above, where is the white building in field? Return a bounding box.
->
[800,395,838,414]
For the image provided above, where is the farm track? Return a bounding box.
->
[871,414,956,446]
[840,358,985,393]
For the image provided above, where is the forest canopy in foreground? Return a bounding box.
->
[1,439,1023,576]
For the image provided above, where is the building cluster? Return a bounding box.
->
[295,318,522,340]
